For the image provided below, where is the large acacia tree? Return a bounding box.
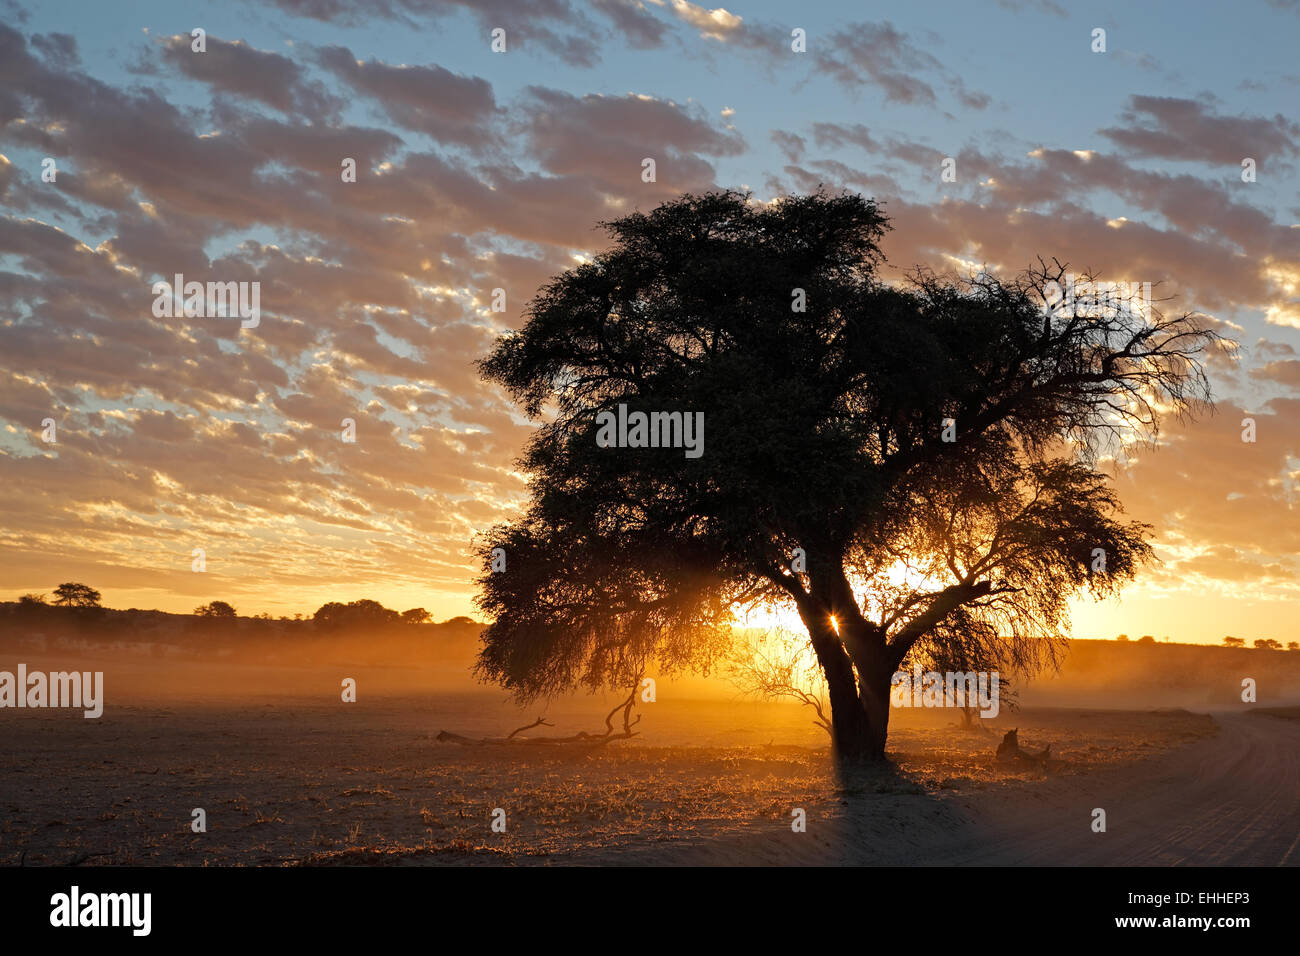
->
[474,190,1221,761]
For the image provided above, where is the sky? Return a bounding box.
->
[0,0,1297,644]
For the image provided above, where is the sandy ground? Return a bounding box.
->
[631,709,1300,866]
[5,692,1286,866]
[938,709,1300,866]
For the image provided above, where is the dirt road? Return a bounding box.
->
[936,711,1300,866]
[627,710,1299,866]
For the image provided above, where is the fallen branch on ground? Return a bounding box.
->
[436,679,643,747]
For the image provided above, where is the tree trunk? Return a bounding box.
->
[798,567,895,763]
[808,627,872,760]
[802,617,893,763]
[851,637,893,762]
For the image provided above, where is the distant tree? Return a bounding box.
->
[914,625,1019,730]
[1116,633,1129,642]
[18,593,47,605]
[1254,638,1283,650]
[313,599,400,630]
[1288,642,1298,651]
[401,607,432,625]
[1138,635,1156,643]
[53,582,101,608]
[313,602,346,627]
[194,601,237,618]
[1223,636,1245,647]
[442,615,478,627]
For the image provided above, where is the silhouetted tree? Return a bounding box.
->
[1254,638,1283,650]
[18,593,47,605]
[194,601,237,618]
[401,607,432,625]
[53,582,100,607]
[727,629,833,736]
[915,625,1020,730]
[1116,633,1130,642]
[1139,635,1156,643]
[1223,636,1245,647]
[313,599,399,630]
[475,189,1222,761]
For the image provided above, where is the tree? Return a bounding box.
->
[727,629,833,736]
[474,189,1221,761]
[1288,642,1298,651]
[401,607,432,625]
[52,582,101,608]
[914,621,1022,731]
[1223,636,1245,647]
[1138,635,1156,643]
[313,599,400,630]
[1116,633,1129,642]
[18,593,47,605]
[1254,638,1282,650]
[194,601,237,618]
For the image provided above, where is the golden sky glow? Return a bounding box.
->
[1,5,1298,647]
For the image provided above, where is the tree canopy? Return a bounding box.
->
[53,582,101,608]
[194,601,237,618]
[313,599,400,630]
[475,189,1223,759]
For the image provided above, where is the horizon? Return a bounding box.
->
[6,590,1297,648]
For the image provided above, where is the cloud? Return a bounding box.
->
[317,45,499,147]
[770,130,805,163]
[1114,399,1300,595]
[148,34,342,120]
[811,122,889,156]
[1251,359,1300,389]
[819,21,990,110]
[590,0,669,48]
[517,86,744,195]
[1100,95,1300,165]
[258,0,604,66]
[662,0,743,40]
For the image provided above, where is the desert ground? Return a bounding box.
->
[4,616,1299,867]
[4,673,1295,866]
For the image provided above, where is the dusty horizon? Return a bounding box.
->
[7,589,1300,649]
